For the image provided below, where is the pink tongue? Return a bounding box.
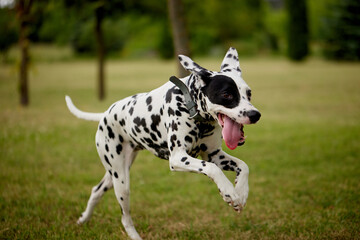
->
[222,116,242,150]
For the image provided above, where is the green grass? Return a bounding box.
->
[1,54,360,239]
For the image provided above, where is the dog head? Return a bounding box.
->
[178,47,261,150]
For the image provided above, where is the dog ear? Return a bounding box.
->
[178,55,212,78]
[220,47,241,73]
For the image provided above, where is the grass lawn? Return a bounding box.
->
[0,54,359,239]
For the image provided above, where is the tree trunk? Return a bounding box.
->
[95,6,105,100]
[16,0,33,106]
[167,0,191,77]
[286,0,309,61]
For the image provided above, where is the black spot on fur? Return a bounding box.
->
[95,181,104,192]
[107,126,115,139]
[146,96,152,105]
[104,117,107,125]
[129,107,134,116]
[132,128,138,136]
[104,155,112,167]
[223,165,231,171]
[134,126,141,133]
[114,172,118,178]
[171,121,178,131]
[165,87,175,103]
[170,135,177,149]
[99,125,103,131]
[168,107,175,116]
[105,144,109,152]
[185,136,192,143]
[116,144,122,154]
[150,114,162,138]
[221,64,229,69]
[133,117,146,128]
[181,157,187,162]
[200,144,208,152]
[165,87,182,103]
[150,133,157,141]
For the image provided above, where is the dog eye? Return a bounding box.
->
[221,92,233,100]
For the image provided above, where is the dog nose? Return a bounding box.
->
[247,110,261,123]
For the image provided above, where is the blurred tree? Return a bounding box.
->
[64,0,125,100]
[285,0,309,61]
[157,21,174,59]
[94,1,105,100]
[167,0,191,77]
[0,8,18,62]
[15,0,34,106]
[323,0,360,61]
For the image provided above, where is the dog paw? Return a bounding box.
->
[77,214,88,225]
[219,187,245,213]
[235,183,248,208]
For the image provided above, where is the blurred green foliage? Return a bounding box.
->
[0,8,17,59]
[0,0,359,60]
[322,0,360,61]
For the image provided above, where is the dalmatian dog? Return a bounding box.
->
[65,47,260,240]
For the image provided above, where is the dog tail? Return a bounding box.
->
[65,96,103,121]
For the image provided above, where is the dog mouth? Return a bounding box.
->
[217,113,246,150]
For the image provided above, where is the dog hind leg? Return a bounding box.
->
[112,143,142,240]
[77,171,113,224]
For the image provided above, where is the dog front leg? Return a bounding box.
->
[169,150,242,209]
[205,149,249,212]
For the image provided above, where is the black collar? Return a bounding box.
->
[169,76,205,122]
